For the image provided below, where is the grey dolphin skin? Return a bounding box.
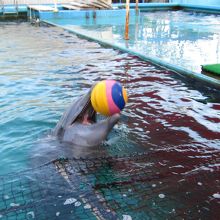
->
[53,86,120,147]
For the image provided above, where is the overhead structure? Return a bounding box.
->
[63,0,112,10]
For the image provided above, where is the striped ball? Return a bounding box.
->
[91,80,128,116]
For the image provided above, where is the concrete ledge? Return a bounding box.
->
[116,3,220,14]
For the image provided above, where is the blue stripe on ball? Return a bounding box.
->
[112,83,125,110]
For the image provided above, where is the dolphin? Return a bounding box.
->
[52,86,120,147]
[30,85,120,164]
[28,86,120,219]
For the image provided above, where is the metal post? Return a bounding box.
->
[124,0,130,40]
[0,0,2,10]
[135,0,138,15]
[15,0,18,15]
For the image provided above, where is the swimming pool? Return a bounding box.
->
[0,22,220,219]
[43,10,220,86]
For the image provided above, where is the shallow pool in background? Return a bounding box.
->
[46,10,220,74]
[0,22,220,219]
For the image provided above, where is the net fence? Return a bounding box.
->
[0,152,219,219]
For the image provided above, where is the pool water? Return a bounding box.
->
[47,10,220,73]
[0,22,220,218]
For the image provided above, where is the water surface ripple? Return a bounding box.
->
[0,22,220,169]
[0,22,219,217]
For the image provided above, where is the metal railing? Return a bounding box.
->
[1,0,112,15]
[14,0,18,14]
[0,0,20,15]
[0,0,4,13]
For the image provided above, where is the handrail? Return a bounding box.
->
[14,0,18,14]
[0,0,4,13]
[0,0,20,15]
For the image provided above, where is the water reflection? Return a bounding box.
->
[51,10,220,73]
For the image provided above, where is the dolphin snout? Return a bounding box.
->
[109,113,120,123]
[107,113,120,131]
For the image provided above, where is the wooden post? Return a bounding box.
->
[135,0,138,15]
[124,0,130,40]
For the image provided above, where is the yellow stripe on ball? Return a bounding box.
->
[91,81,110,116]
[122,87,128,104]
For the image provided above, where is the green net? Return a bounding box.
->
[0,153,219,220]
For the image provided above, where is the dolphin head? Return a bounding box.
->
[53,86,120,147]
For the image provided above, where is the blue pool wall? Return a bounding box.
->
[38,9,137,21]
[32,9,139,26]
[169,0,220,6]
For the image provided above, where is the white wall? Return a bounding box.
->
[169,0,220,5]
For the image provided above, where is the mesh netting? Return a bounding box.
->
[0,152,219,220]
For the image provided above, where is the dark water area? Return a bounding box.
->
[0,22,219,219]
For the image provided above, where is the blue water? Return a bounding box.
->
[1,21,220,172]
[47,10,220,73]
[0,21,220,219]
[0,22,144,175]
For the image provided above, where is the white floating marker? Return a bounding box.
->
[64,198,77,205]
[123,214,132,220]
[27,211,35,219]
[213,193,220,199]
[158,194,165,199]
[84,204,92,209]
[10,203,20,207]
[74,201,81,207]
[3,195,9,200]
[56,212,60,217]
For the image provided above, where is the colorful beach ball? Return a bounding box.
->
[91,80,128,116]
